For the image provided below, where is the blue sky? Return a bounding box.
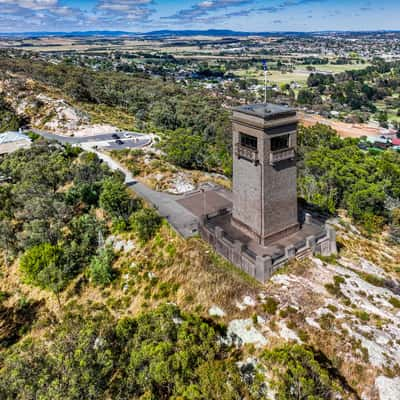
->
[0,0,398,32]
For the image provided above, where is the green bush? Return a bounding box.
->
[111,216,128,234]
[87,247,115,287]
[263,297,279,315]
[263,344,338,400]
[389,297,400,308]
[0,305,252,399]
[354,310,370,322]
[99,178,135,219]
[297,124,400,230]
[130,208,162,242]
[20,243,64,289]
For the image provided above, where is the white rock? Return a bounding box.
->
[278,321,301,342]
[124,240,135,252]
[209,306,226,317]
[168,173,195,194]
[306,317,321,329]
[236,296,257,310]
[228,319,268,348]
[243,296,256,307]
[375,376,400,400]
[148,272,157,280]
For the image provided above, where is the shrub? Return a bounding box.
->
[360,272,385,287]
[333,275,345,285]
[325,275,346,298]
[111,216,128,234]
[327,304,338,313]
[389,297,400,308]
[20,243,65,289]
[318,313,335,330]
[99,178,134,219]
[130,208,162,242]
[297,329,309,342]
[354,310,370,322]
[263,297,279,315]
[0,290,9,304]
[87,247,115,287]
[263,344,337,400]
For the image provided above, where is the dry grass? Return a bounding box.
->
[111,149,231,192]
[335,216,400,277]
[108,224,260,319]
[78,102,137,131]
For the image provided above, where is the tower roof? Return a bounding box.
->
[232,103,296,120]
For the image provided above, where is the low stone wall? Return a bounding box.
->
[198,215,337,283]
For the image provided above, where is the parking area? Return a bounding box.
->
[95,134,151,150]
[30,129,152,151]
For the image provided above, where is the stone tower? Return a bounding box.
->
[231,103,299,245]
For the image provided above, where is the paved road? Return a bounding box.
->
[80,143,199,238]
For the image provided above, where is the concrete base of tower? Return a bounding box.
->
[177,185,337,283]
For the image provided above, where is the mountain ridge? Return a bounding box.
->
[1,29,400,39]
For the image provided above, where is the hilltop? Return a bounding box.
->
[0,50,400,399]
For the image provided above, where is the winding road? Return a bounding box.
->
[33,129,199,238]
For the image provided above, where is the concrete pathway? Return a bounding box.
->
[32,128,199,237]
[79,143,199,238]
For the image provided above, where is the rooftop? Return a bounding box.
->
[0,131,31,145]
[232,103,296,120]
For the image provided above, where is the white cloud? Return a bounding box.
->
[94,0,155,24]
[0,0,86,31]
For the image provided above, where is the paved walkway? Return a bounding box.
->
[33,128,200,237]
[79,143,199,238]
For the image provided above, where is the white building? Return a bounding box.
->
[0,131,32,155]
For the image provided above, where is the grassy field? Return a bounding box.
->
[374,99,400,123]
[235,68,309,85]
[302,63,370,73]
[235,63,370,86]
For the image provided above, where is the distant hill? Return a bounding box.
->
[0,31,136,39]
[0,29,399,39]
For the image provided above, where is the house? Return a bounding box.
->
[391,136,400,146]
[0,131,32,155]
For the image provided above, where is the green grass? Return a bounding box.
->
[303,64,370,73]
[234,68,308,85]
[234,63,370,86]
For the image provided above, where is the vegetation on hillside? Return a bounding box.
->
[297,59,400,125]
[0,53,232,174]
[0,140,362,399]
[0,94,22,132]
[0,302,351,400]
[0,141,143,297]
[298,124,400,234]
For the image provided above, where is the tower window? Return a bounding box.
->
[271,135,289,151]
[240,133,257,150]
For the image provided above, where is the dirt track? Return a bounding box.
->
[299,113,384,138]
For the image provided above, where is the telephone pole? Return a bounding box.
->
[262,60,268,103]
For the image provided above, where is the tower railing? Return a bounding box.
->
[235,143,259,164]
[269,147,295,165]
